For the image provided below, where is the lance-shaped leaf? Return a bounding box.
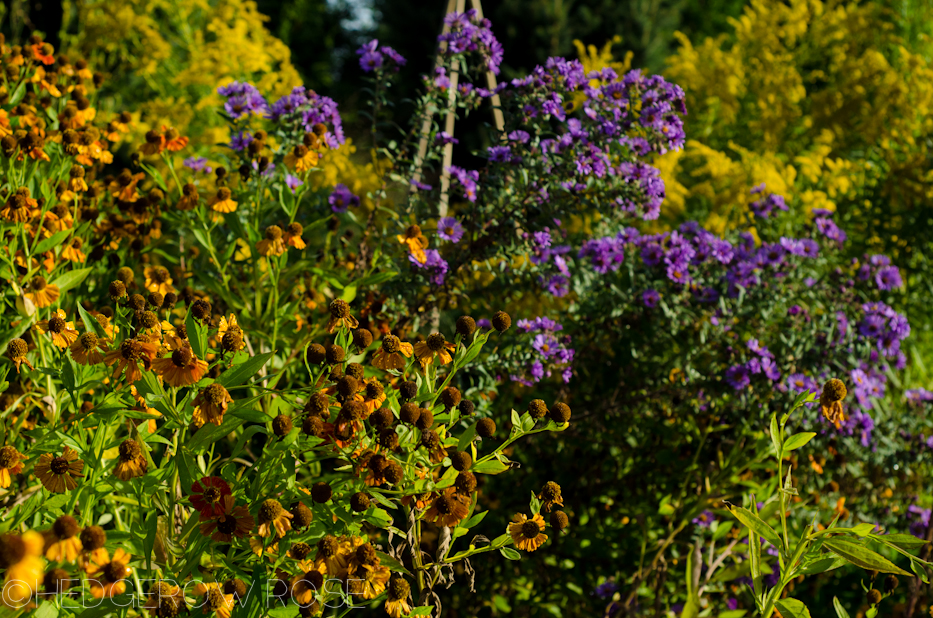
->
[728,504,783,549]
[823,537,911,575]
[775,598,812,618]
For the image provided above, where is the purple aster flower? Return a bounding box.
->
[435,131,459,145]
[410,249,449,285]
[642,289,660,308]
[692,510,715,527]
[532,334,560,358]
[183,156,212,174]
[437,217,464,243]
[357,39,383,72]
[875,265,902,290]
[285,174,303,193]
[229,130,254,152]
[725,365,750,390]
[328,184,360,213]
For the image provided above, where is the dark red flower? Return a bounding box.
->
[190,476,232,517]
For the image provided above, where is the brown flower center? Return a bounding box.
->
[79,332,98,351]
[382,335,401,354]
[258,499,283,523]
[102,560,127,583]
[31,276,47,291]
[0,446,19,468]
[48,316,66,333]
[426,333,446,352]
[53,515,80,539]
[171,347,193,367]
[203,486,222,503]
[216,516,238,535]
[50,456,70,475]
[205,383,229,406]
[521,520,540,539]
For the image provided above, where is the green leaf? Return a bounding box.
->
[775,598,812,618]
[33,603,60,618]
[499,546,522,560]
[472,459,508,475]
[185,308,208,359]
[217,352,274,389]
[823,537,911,575]
[76,302,107,338]
[798,556,848,575]
[783,432,817,452]
[375,550,411,575]
[410,608,433,616]
[33,230,72,256]
[9,80,26,106]
[187,415,247,453]
[682,595,700,618]
[50,267,93,294]
[728,505,783,549]
[847,523,876,537]
[457,423,476,452]
[833,597,851,618]
[869,533,928,550]
[769,414,782,458]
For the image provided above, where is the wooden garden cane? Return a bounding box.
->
[410,0,506,217]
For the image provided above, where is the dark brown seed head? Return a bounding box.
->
[53,515,80,539]
[118,439,141,462]
[272,414,293,437]
[455,471,477,495]
[191,299,211,322]
[492,311,511,332]
[329,299,350,319]
[44,567,71,593]
[399,403,421,425]
[302,415,324,437]
[258,499,284,523]
[458,400,475,416]
[550,510,570,531]
[449,451,472,471]
[381,335,401,354]
[350,492,370,512]
[337,375,358,399]
[476,418,496,438]
[550,402,571,423]
[383,462,404,485]
[311,482,332,503]
[415,407,434,430]
[377,428,399,450]
[306,343,326,365]
[304,392,330,417]
[440,386,461,408]
[345,362,365,381]
[399,381,418,401]
[352,328,373,349]
[80,526,107,550]
[324,344,345,364]
[420,429,440,450]
[456,315,476,337]
[866,589,882,605]
[290,502,313,529]
[528,399,548,419]
[370,407,394,429]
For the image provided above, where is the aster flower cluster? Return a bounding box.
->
[266,86,345,148]
[217,81,268,119]
[356,39,407,73]
[858,254,904,291]
[507,317,574,385]
[749,183,788,218]
[438,9,504,75]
